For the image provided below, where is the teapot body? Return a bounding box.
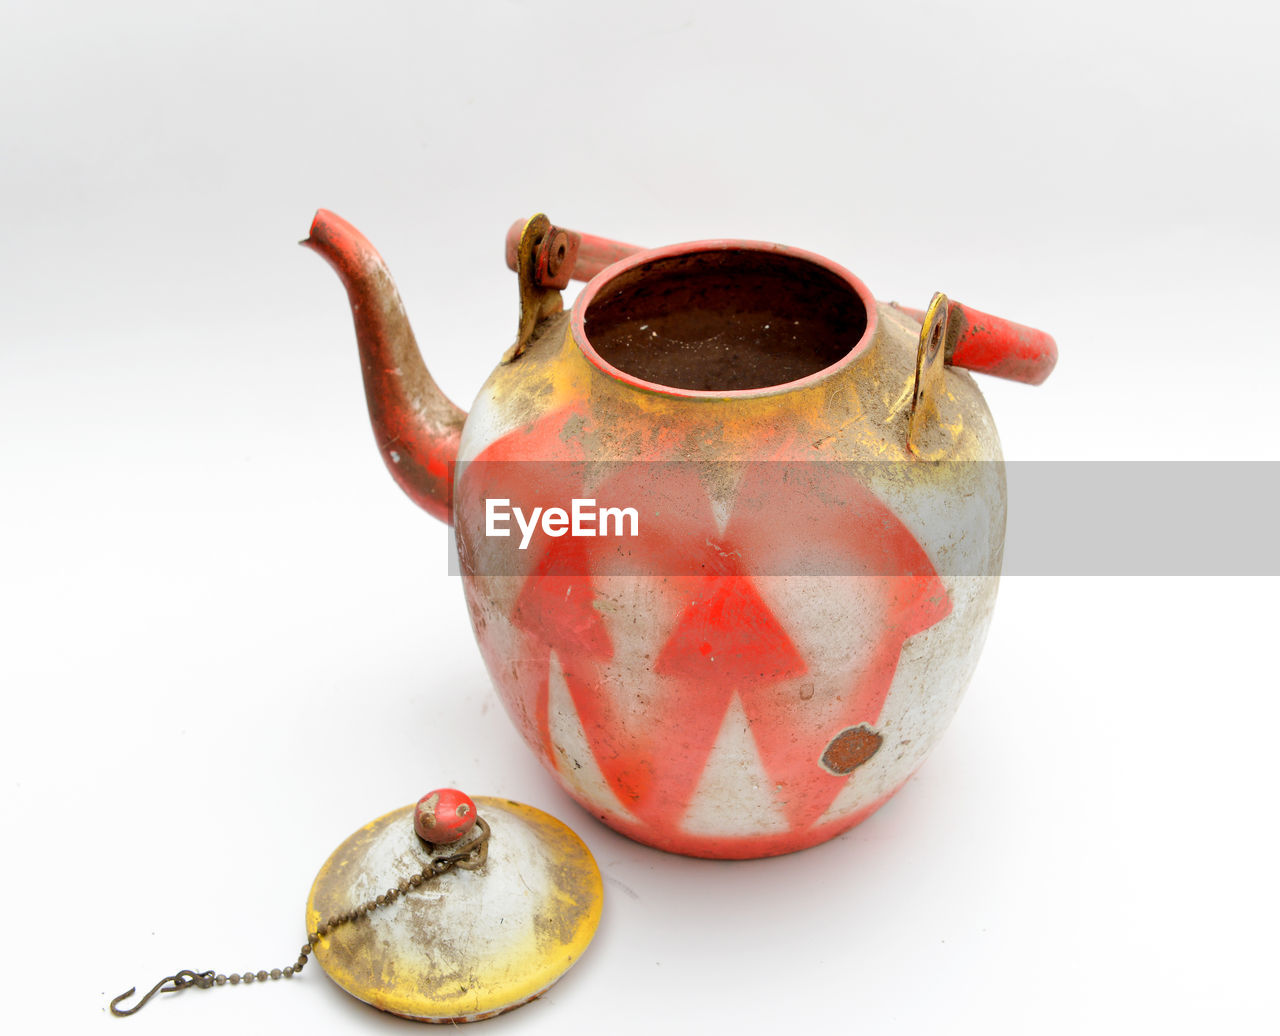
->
[305,212,1049,860]
[453,243,1005,858]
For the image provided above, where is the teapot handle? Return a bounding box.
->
[503,220,1057,386]
[891,301,1057,386]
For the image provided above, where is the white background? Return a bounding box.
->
[3,1,1277,1032]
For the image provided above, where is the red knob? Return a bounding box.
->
[414,789,478,845]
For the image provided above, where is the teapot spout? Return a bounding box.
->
[303,210,465,524]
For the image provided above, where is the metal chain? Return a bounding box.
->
[110,817,490,1017]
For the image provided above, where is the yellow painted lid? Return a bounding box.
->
[306,797,602,1023]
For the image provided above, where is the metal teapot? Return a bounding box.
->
[304,211,1056,859]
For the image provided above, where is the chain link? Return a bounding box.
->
[110,817,490,1017]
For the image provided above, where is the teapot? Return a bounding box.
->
[304,211,1056,859]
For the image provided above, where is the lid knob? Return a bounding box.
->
[414,788,478,845]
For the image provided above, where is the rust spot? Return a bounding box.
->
[820,725,882,775]
[416,793,439,826]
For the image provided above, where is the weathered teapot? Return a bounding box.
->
[305,211,1056,859]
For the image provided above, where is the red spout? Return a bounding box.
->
[304,210,465,524]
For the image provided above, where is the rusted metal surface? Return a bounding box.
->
[505,219,642,285]
[821,725,884,775]
[533,225,581,290]
[307,798,602,1023]
[501,214,567,364]
[310,211,1057,859]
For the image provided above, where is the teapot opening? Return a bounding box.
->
[574,244,872,396]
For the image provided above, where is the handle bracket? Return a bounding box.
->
[501,214,570,364]
[907,293,952,459]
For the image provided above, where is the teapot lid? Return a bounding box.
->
[306,797,602,1022]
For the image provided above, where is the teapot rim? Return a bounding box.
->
[568,239,879,400]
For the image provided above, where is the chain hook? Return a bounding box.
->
[109,798,491,1017]
[110,969,212,1017]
